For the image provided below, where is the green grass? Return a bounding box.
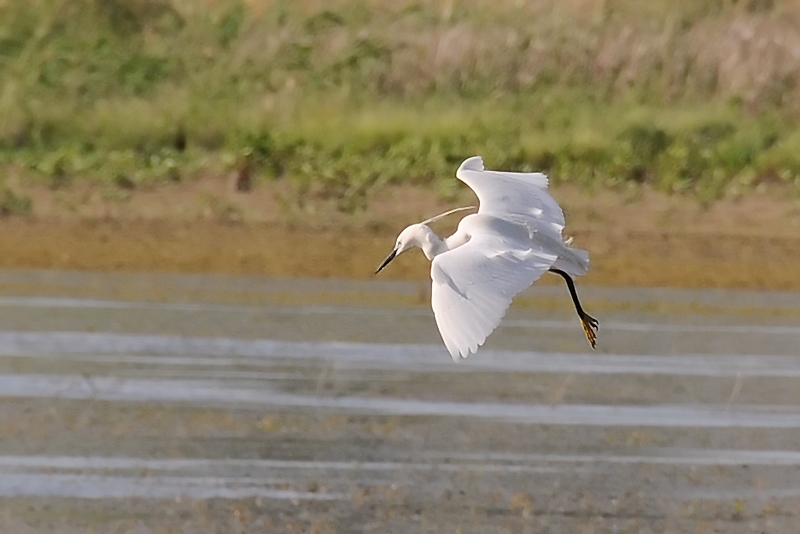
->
[2,0,800,210]
[0,188,33,216]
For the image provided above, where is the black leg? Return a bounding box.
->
[549,268,599,349]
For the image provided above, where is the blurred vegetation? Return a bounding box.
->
[0,188,32,216]
[2,0,800,209]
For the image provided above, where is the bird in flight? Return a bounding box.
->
[375,156,598,359]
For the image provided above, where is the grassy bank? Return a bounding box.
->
[2,0,800,211]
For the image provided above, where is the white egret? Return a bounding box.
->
[375,156,598,359]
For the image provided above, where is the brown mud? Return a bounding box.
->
[1,180,799,289]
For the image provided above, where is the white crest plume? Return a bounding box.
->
[420,206,475,226]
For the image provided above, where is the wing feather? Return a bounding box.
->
[456,156,565,239]
[431,233,558,360]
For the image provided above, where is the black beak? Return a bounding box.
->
[375,249,397,274]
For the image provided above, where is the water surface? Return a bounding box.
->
[1,270,799,532]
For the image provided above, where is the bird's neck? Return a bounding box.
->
[417,225,448,261]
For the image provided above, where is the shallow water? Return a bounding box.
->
[1,269,800,532]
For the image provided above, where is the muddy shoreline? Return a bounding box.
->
[1,182,799,290]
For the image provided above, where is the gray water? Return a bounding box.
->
[1,269,800,532]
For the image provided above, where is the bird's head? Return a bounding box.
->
[375,224,424,274]
[374,206,476,275]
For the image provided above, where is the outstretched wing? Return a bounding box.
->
[430,232,558,360]
[456,156,565,239]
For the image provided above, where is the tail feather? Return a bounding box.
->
[552,246,590,277]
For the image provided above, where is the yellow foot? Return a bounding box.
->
[580,313,599,349]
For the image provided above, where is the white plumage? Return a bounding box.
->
[375,156,597,360]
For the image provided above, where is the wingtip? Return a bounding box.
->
[457,156,484,173]
[444,338,478,362]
